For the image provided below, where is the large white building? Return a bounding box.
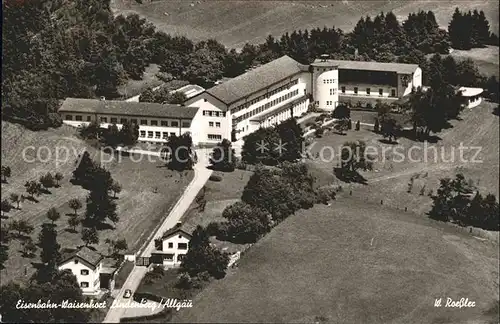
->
[59,55,422,148]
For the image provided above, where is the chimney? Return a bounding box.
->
[100,96,106,101]
[175,222,182,228]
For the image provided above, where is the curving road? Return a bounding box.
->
[103,149,212,323]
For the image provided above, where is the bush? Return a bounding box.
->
[209,174,222,182]
[366,103,373,110]
[39,172,55,188]
[235,161,247,170]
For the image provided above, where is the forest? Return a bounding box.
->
[2,0,498,129]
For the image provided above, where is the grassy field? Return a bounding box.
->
[173,197,499,323]
[118,64,164,99]
[307,101,499,216]
[169,101,499,323]
[112,0,498,49]
[1,121,193,284]
[426,45,500,78]
[180,169,253,233]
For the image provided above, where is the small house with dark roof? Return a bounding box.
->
[151,223,192,267]
[58,246,108,295]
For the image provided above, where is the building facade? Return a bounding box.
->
[151,226,192,268]
[457,87,483,108]
[310,58,421,108]
[58,247,104,295]
[59,55,423,148]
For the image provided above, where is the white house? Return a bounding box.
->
[457,87,484,108]
[58,55,424,151]
[58,247,105,295]
[151,225,192,268]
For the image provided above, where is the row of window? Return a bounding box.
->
[323,79,336,84]
[203,110,227,117]
[340,87,396,97]
[233,89,299,124]
[326,101,335,106]
[231,79,299,113]
[329,89,336,95]
[140,131,177,139]
[209,121,221,128]
[207,134,222,141]
[64,115,190,127]
[166,242,188,249]
[162,254,185,261]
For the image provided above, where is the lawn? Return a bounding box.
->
[448,46,499,78]
[306,101,499,216]
[350,110,412,127]
[112,0,498,49]
[180,169,253,233]
[1,121,193,284]
[173,197,499,323]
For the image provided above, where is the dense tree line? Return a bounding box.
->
[448,8,499,49]
[72,151,119,230]
[241,118,304,165]
[3,0,496,130]
[429,174,499,230]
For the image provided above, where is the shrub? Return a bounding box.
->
[209,174,222,182]
[366,103,373,110]
[315,128,324,138]
[39,172,55,188]
[235,161,247,170]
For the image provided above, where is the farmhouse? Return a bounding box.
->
[58,246,116,295]
[59,55,423,147]
[151,224,192,268]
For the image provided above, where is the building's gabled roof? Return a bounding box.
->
[205,55,308,106]
[161,225,192,241]
[457,87,483,97]
[59,246,104,269]
[312,59,419,74]
[58,98,199,119]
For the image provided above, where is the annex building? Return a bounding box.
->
[59,55,422,147]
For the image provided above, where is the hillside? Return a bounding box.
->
[173,198,499,323]
[1,121,192,284]
[112,0,499,49]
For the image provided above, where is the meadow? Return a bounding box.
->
[170,101,499,323]
[112,0,498,49]
[1,121,193,284]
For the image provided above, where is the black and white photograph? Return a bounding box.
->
[1,0,499,323]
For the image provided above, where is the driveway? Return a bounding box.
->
[103,149,212,323]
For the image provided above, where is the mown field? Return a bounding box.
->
[1,121,193,284]
[112,0,498,49]
[173,197,499,323]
